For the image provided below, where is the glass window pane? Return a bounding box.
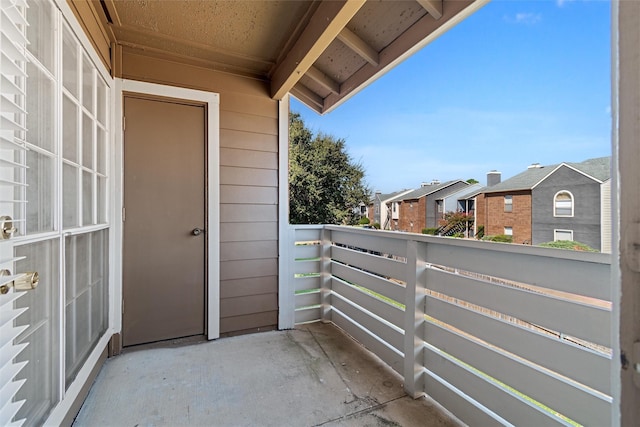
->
[27,0,55,73]
[63,26,79,99]
[97,176,107,224]
[13,239,61,425]
[26,63,55,153]
[82,55,94,113]
[97,77,107,125]
[83,171,94,226]
[26,150,55,234]
[63,164,79,228]
[63,95,78,163]
[82,112,93,168]
[65,231,108,387]
[97,126,106,174]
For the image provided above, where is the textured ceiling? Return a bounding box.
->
[98,0,486,113]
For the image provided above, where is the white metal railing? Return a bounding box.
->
[286,225,612,427]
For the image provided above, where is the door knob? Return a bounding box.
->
[192,228,205,236]
[0,270,39,294]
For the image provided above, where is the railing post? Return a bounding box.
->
[278,225,296,329]
[320,226,333,323]
[403,239,427,398]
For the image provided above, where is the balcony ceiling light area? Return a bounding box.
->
[97,0,486,113]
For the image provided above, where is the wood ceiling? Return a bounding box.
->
[95,0,487,113]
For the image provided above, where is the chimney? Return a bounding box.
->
[487,170,501,187]
[528,163,543,169]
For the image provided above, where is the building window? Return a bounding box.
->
[504,195,513,212]
[554,191,574,217]
[504,226,513,236]
[555,229,574,241]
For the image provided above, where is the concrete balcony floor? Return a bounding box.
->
[73,322,462,427]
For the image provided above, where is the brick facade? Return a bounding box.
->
[477,190,532,244]
[397,198,426,233]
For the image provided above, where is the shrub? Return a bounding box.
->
[482,234,513,243]
[476,225,485,239]
[358,217,370,225]
[539,240,598,252]
[372,222,381,229]
[422,228,438,235]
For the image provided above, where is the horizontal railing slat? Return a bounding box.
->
[331,308,403,374]
[422,367,509,427]
[332,278,404,329]
[331,293,404,353]
[293,260,321,276]
[294,275,320,292]
[426,268,611,347]
[294,226,323,242]
[425,321,611,427]
[332,262,405,304]
[295,307,321,324]
[330,229,407,258]
[426,241,611,301]
[427,294,611,395]
[423,345,565,427]
[331,246,407,282]
[294,244,321,260]
[295,291,320,308]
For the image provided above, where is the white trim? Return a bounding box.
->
[554,229,574,242]
[44,330,113,426]
[278,95,294,330]
[553,190,575,218]
[52,0,111,83]
[115,79,220,340]
[610,2,621,425]
[531,163,604,190]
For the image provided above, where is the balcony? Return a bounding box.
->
[77,225,612,426]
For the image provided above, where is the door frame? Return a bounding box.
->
[113,79,220,341]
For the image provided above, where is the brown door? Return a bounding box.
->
[122,95,206,347]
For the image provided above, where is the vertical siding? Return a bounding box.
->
[120,52,280,335]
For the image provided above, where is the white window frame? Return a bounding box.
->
[554,229,574,241]
[504,195,513,212]
[504,226,513,236]
[554,190,574,217]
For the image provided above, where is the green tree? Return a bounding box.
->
[289,113,371,225]
[466,178,479,184]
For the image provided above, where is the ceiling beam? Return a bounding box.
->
[416,0,443,20]
[291,84,324,113]
[270,0,365,100]
[337,27,379,66]
[306,66,340,95]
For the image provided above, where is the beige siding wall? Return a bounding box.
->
[120,51,280,335]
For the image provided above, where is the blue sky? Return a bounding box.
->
[291,0,611,194]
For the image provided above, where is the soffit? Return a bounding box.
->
[97,0,487,114]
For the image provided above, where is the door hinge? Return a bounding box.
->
[122,299,125,314]
[123,116,126,131]
[122,207,125,222]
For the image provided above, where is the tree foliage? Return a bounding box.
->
[289,113,371,225]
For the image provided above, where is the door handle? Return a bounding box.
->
[192,228,205,236]
[0,270,39,294]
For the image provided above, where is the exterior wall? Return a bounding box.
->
[532,166,602,250]
[367,202,376,224]
[482,191,532,244]
[120,51,279,336]
[397,199,425,233]
[425,181,469,229]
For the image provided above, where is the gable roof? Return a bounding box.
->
[482,157,611,194]
[388,180,468,202]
